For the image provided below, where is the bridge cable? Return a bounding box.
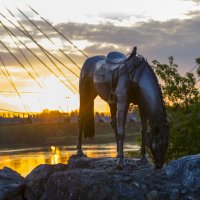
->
[4,24,46,89]
[0,20,76,93]
[26,4,88,58]
[0,13,79,92]
[0,12,79,93]
[0,39,44,90]
[12,17,79,92]
[0,13,79,79]
[16,7,81,71]
[0,56,31,113]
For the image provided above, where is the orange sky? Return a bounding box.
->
[0,0,200,113]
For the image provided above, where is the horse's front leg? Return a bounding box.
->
[117,94,129,168]
[109,103,119,154]
[139,107,148,162]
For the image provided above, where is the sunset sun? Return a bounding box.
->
[19,76,79,112]
[0,0,199,113]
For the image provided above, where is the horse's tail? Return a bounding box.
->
[79,80,95,138]
[79,56,105,138]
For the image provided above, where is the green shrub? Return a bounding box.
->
[153,56,200,161]
[166,103,200,161]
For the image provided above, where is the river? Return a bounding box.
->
[0,143,140,177]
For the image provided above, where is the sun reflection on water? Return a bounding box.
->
[0,143,139,177]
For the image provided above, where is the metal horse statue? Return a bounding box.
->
[77,47,169,169]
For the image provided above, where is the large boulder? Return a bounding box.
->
[25,163,67,200]
[26,157,166,200]
[45,158,149,200]
[165,154,200,200]
[0,167,25,200]
[1,154,200,200]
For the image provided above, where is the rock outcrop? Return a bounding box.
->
[0,154,200,200]
[0,167,25,200]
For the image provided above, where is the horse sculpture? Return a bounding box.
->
[76,47,169,169]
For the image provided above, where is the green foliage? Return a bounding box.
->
[153,57,200,161]
[166,103,200,162]
[153,58,199,108]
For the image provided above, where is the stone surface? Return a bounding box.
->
[0,154,200,199]
[25,163,67,200]
[0,167,25,200]
[45,157,151,200]
[165,154,200,199]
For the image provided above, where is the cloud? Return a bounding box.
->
[50,18,200,71]
[1,5,200,112]
[1,13,200,75]
[186,9,200,17]
[182,0,200,3]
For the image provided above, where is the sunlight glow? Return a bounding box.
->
[72,40,93,51]
[19,76,80,112]
[39,38,64,50]
[0,0,199,113]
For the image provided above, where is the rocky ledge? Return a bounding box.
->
[0,154,200,200]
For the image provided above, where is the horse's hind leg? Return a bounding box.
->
[139,106,148,162]
[109,103,119,155]
[76,116,85,157]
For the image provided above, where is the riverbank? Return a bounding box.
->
[0,122,141,176]
[0,122,141,149]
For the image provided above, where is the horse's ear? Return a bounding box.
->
[126,46,137,61]
[132,46,137,56]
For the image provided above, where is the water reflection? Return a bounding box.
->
[0,143,139,177]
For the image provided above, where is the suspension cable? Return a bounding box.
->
[0,13,79,79]
[0,39,44,90]
[0,56,31,113]
[4,25,45,88]
[16,7,81,71]
[26,4,88,58]
[0,20,77,93]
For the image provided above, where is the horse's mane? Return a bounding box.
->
[147,59,168,123]
[130,54,168,124]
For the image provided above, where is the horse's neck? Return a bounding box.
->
[141,65,167,125]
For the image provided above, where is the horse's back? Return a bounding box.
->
[79,51,125,102]
[80,56,105,80]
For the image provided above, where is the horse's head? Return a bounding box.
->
[147,120,169,169]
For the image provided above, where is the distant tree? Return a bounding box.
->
[152,57,200,162]
[40,109,64,118]
[152,57,200,109]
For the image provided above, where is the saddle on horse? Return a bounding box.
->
[106,51,126,64]
[94,51,126,104]
[94,51,126,84]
